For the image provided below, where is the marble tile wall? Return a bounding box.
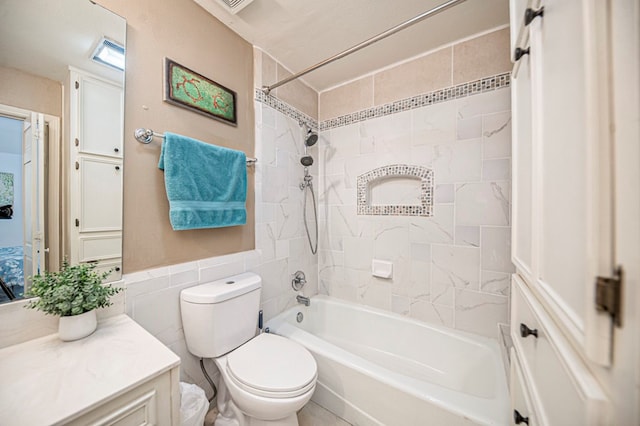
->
[317,88,513,339]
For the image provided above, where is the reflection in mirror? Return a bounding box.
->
[0,0,126,304]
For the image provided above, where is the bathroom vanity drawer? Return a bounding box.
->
[510,348,536,426]
[66,372,173,426]
[511,275,609,425]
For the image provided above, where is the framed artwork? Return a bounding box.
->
[0,172,14,219]
[164,58,237,126]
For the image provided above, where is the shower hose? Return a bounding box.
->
[303,180,318,255]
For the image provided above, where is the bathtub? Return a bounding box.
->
[265,295,509,425]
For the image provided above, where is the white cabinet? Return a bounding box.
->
[69,68,123,280]
[0,315,181,426]
[509,0,639,423]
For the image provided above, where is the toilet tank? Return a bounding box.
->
[180,272,262,358]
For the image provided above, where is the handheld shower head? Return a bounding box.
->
[300,155,314,167]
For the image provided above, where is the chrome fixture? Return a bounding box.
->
[261,0,468,94]
[133,128,258,165]
[296,295,310,307]
[296,312,304,323]
[299,123,318,255]
[292,271,307,291]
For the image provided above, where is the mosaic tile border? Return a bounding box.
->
[254,89,318,130]
[357,165,433,217]
[255,71,510,133]
[319,72,511,131]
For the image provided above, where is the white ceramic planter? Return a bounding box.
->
[58,310,97,341]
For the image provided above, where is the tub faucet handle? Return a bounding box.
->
[292,271,307,291]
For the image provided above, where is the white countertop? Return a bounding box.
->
[0,314,180,426]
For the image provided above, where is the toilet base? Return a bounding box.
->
[215,371,303,426]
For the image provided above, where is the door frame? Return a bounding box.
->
[0,103,62,273]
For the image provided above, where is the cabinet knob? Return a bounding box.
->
[115,267,121,272]
[514,409,529,425]
[520,323,539,339]
[114,147,119,153]
[115,165,120,170]
[524,7,544,26]
[514,47,530,61]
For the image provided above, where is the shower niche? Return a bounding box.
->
[357,165,433,217]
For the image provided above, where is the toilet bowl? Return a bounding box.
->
[215,333,317,425]
[180,273,317,426]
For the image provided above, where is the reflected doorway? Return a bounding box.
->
[0,105,60,303]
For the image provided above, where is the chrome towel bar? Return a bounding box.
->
[134,128,257,165]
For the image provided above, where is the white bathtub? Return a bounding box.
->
[265,295,509,426]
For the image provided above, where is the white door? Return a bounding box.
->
[22,112,46,285]
[529,0,614,365]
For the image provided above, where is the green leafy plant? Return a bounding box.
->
[25,259,122,317]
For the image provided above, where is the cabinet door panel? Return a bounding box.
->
[529,0,613,364]
[79,157,123,232]
[511,47,533,280]
[79,76,123,158]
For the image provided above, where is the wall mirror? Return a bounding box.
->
[0,0,126,304]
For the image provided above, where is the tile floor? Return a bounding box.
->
[204,401,351,425]
[298,401,352,426]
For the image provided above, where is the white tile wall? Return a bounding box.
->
[318,88,513,339]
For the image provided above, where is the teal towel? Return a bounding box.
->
[158,132,247,230]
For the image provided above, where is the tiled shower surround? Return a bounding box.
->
[316,87,513,339]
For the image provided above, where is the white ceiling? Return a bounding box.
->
[194,0,510,92]
[0,0,125,84]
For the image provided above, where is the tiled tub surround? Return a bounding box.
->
[317,87,514,339]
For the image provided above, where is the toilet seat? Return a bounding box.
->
[226,333,317,399]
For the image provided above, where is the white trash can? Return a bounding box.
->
[180,382,209,426]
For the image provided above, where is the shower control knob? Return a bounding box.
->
[520,323,538,339]
[292,271,307,291]
[513,410,529,425]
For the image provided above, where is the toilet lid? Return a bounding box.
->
[226,333,317,394]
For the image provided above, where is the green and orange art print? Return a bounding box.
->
[164,58,237,125]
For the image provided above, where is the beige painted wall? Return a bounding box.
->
[97,0,255,273]
[319,27,511,121]
[0,66,62,117]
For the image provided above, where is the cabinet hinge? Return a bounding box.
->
[75,161,79,170]
[75,218,79,227]
[75,138,79,147]
[595,266,623,327]
[75,81,79,89]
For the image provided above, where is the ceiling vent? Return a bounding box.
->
[216,0,256,14]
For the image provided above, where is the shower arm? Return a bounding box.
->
[261,0,467,94]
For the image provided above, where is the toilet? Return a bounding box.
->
[180,272,317,426]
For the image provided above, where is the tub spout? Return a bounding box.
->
[297,295,310,306]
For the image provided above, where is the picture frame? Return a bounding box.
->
[163,58,237,126]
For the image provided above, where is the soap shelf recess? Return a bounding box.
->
[357,164,433,217]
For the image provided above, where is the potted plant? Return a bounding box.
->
[25,259,122,341]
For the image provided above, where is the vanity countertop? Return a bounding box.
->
[0,314,180,425]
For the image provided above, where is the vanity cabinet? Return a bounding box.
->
[69,68,123,280]
[0,315,181,426]
[509,0,638,423]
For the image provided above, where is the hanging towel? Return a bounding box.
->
[158,132,247,230]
